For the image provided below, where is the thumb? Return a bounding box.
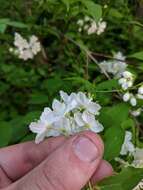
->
[11,131,104,190]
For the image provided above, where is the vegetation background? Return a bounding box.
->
[0,0,143,189]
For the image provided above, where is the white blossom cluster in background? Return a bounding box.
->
[99,51,143,113]
[29,91,103,144]
[9,33,41,61]
[120,131,135,156]
[99,52,127,78]
[118,131,143,169]
[120,72,143,109]
[77,16,107,35]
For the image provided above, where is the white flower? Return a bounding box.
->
[130,96,137,107]
[120,131,135,155]
[96,20,107,35]
[54,117,72,135]
[60,91,77,111]
[131,108,142,117]
[137,85,143,100]
[84,16,91,22]
[78,28,82,32]
[74,111,103,133]
[132,179,143,190]
[118,71,134,90]
[114,51,126,61]
[77,19,84,26]
[10,33,41,60]
[14,33,29,50]
[29,108,60,144]
[18,49,34,60]
[76,92,101,115]
[123,92,130,102]
[138,86,143,94]
[87,21,97,35]
[77,16,106,35]
[137,94,143,100]
[29,35,41,55]
[29,91,103,143]
[123,92,137,106]
[99,52,127,78]
[132,148,143,168]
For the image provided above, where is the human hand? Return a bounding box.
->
[0,131,113,190]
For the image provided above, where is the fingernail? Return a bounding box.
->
[73,136,99,162]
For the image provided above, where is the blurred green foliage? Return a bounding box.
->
[0,0,143,189]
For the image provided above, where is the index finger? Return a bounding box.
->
[0,136,66,182]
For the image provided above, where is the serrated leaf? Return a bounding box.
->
[97,167,143,190]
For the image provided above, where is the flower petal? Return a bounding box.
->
[87,102,101,115]
[74,112,85,126]
[29,121,45,133]
[35,130,47,144]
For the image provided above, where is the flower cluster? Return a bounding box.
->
[118,131,143,169]
[123,92,137,107]
[29,91,103,144]
[99,52,127,78]
[9,33,41,60]
[118,71,134,90]
[119,71,143,109]
[120,131,135,155]
[77,16,107,35]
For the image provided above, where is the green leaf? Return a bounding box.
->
[0,18,27,33]
[109,8,123,18]
[97,167,143,190]
[129,51,143,61]
[8,21,28,28]
[99,103,130,128]
[10,112,40,144]
[23,111,41,124]
[29,93,49,105]
[42,77,63,95]
[96,79,119,91]
[20,133,35,143]
[61,0,70,11]
[0,121,12,147]
[0,23,7,33]
[121,119,135,130]
[10,116,29,144]
[104,126,124,161]
[81,1,102,21]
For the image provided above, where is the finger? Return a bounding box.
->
[91,160,113,184]
[11,131,104,190]
[0,136,66,183]
[0,167,11,189]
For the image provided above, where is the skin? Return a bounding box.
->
[0,131,113,190]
